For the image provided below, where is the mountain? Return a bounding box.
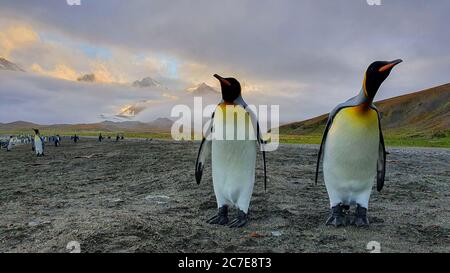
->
[279,83,450,139]
[132,77,162,88]
[186,83,218,96]
[77,73,96,82]
[0,121,39,130]
[147,117,173,131]
[0,57,25,72]
[0,118,174,134]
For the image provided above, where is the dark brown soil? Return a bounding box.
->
[0,138,449,253]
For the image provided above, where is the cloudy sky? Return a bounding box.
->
[0,0,449,124]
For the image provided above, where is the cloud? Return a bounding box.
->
[0,71,169,124]
[30,63,79,81]
[0,22,186,85]
[0,25,38,58]
[90,63,118,83]
[0,1,449,123]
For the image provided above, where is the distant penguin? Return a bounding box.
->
[6,136,13,151]
[54,134,61,147]
[315,59,402,227]
[99,133,103,142]
[33,129,44,156]
[195,74,267,228]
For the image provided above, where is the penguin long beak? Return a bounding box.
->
[213,74,231,86]
[379,59,403,72]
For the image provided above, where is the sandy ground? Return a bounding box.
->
[0,138,449,253]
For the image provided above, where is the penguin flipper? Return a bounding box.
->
[195,110,216,185]
[376,119,386,192]
[315,117,333,185]
[195,137,211,184]
[370,105,386,192]
[262,149,267,192]
[256,121,268,192]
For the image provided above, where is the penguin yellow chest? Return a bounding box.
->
[324,106,380,182]
[212,104,256,141]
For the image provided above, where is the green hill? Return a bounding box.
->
[279,83,450,147]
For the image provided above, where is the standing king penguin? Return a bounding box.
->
[195,74,267,228]
[33,129,44,156]
[6,136,13,151]
[315,59,402,227]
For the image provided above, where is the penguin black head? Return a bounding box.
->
[33,128,40,135]
[363,59,402,101]
[213,74,241,103]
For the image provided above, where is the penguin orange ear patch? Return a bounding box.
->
[220,78,231,86]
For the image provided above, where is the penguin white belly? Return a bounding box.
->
[7,140,13,150]
[211,104,257,213]
[323,106,379,208]
[34,136,43,155]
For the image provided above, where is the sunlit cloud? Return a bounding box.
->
[90,63,120,83]
[1,23,189,85]
[162,93,179,100]
[30,63,78,81]
[0,25,38,58]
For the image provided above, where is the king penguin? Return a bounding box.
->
[33,128,44,156]
[195,74,267,228]
[6,136,13,152]
[315,59,402,227]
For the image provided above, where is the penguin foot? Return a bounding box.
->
[326,204,347,227]
[228,210,248,228]
[351,204,369,227]
[206,205,229,225]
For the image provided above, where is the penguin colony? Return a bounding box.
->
[3,60,402,229]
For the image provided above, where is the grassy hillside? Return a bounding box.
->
[279,83,450,147]
[0,119,174,140]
